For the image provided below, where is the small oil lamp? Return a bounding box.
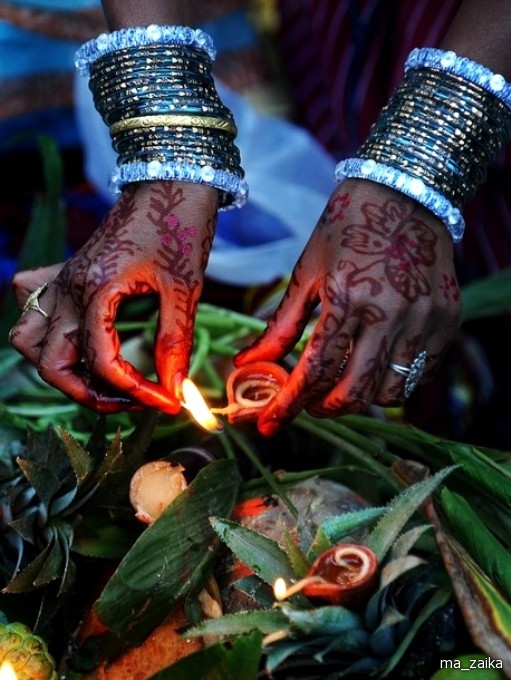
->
[178,364,288,430]
[221,361,289,424]
[273,544,378,608]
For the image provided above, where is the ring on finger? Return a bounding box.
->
[22,282,50,318]
[389,350,427,398]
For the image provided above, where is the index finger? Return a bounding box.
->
[83,289,181,414]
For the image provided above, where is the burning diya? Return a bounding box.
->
[221,361,289,425]
[273,544,379,608]
[179,362,288,431]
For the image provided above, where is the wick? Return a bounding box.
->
[210,403,242,415]
[274,575,327,601]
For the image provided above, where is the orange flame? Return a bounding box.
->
[180,378,223,432]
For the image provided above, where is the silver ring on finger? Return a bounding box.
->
[21,282,50,318]
[389,350,427,398]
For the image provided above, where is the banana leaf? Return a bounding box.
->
[75,459,240,668]
[441,489,511,602]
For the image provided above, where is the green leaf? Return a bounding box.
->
[320,506,386,542]
[3,536,63,592]
[282,531,311,578]
[58,429,94,486]
[282,603,364,636]
[92,459,240,638]
[365,466,456,562]
[446,443,511,506]
[441,488,511,601]
[148,630,263,680]
[16,457,60,508]
[461,268,511,322]
[187,608,289,638]
[381,585,452,677]
[211,517,296,586]
[433,530,511,670]
[0,348,23,375]
[72,513,136,559]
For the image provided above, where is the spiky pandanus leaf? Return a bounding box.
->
[0,418,154,596]
[190,465,459,678]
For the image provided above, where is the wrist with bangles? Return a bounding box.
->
[335,47,511,242]
[75,24,248,209]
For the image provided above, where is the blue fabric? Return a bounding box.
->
[0,22,79,77]
[200,9,259,52]
[2,0,98,9]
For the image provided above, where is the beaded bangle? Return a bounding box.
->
[75,25,247,209]
[75,25,216,75]
[109,161,248,209]
[406,48,511,109]
[335,48,511,241]
[335,158,464,240]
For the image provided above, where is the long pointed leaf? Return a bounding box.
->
[441,488,511,601]
[187,608,289,638]
[365,466,456,562]
[16,457,60,508]
[58,429,94,486]
[211,517,295,586]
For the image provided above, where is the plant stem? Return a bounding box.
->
[224,424,299,517]
[295,414,399,491]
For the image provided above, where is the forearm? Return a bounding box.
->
[441,0,511,77]
[100,0,193,30]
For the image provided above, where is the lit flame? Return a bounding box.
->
[0,661,17,680]
[180,378,223,432]
[273,577,288,601]
[273,575,327,601]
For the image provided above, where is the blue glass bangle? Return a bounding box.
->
[334,158,465,242]
[75,25,216,76]
[109,160,249,209]
[406,48,511,110]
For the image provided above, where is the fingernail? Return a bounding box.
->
[171,371,186,395]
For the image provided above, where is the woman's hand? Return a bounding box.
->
[234,179,462,435]
[9,180,218,414]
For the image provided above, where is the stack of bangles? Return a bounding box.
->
[75,25,248,209]
[335,48,511,242]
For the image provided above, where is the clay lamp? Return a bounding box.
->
[217,361,289,425]
[274,544,379,608]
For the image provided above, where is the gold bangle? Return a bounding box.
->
[110,114,237,136]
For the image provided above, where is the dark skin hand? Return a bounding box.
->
[9,181,218,413]
[234,180,462,436]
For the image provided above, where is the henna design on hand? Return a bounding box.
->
[14,181,219,413]
[440,272,461,302]
[340,198,438,302]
